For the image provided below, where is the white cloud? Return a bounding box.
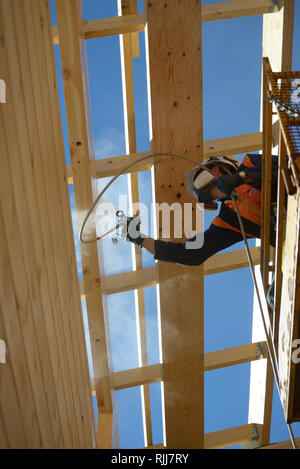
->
[93,127,125,159]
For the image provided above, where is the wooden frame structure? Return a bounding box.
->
[0,0,298,449]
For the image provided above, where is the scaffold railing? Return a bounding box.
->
[261,57,300,424]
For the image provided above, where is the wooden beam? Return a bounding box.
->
[110,364,163,391]
[117,0,153,447]
[259,437,300,449]
[203,131,263,157]
[204,424,263,449]
[202,0,279,22]
[249,0,295,447]
[103,267,157,296]
[67,132,263,182]
[144,424,263,449]
[262,0,294,73]
[204,245,260,275]
[53,1,279,45]
[145,0,204,449]
[79,267,156,299]
[204,342,268,372]
[52,13,145,44]
[96,411,113,450]
[120,0,140,58]
[0,0,95,448]
[99,342,267,391]
[79,246,260,298]
[55,0,116,448]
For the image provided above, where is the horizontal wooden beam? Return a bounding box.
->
[204,423,263,449]
[202,0,279,23]
[52,13,145,44]
[104,266,156,296]
[89,150,153,181]
[67,132,263,182]
[53,1,279,45]
[80,246,260,298]
[204,245,260,276]
[144,423,263,449]
[203,131,263,158]
[259,437,300,449]
[204,342,268,372]
[110,363,163,391]
[90,342,267,392]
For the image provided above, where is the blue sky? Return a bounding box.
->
[50,0,300,449]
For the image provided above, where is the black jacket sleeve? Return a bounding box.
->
[154,223,243,266]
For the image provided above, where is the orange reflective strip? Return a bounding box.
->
[236,192,261,215]
[242,154,256,168]
[235,193,261,220]
[225,198,261,226]
[212,217,256,238]
[225,184,262,225]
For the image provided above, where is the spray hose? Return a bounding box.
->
[80,152,206,244]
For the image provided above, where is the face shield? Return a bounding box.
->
[185,155,240,210]
[185,167,218,210]
[193,169,216,201]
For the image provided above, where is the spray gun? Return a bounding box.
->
[96,210,141,244]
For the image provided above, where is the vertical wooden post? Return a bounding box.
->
[118,0,154,447]
[55,0,117,448]
[145,0,204,448]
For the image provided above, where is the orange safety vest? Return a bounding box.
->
[212,154,262,237]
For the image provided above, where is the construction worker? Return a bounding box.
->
[125,153,279,267]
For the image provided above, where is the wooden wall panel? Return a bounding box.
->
[55,0,118,448]
[0,0,96,448]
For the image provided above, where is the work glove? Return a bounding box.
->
[216,172,244,196]
[125,216,145,248]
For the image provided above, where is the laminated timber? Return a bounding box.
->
[248,0,295,447]
[52,0,279,45]
[55,0,117,448]
[145,0,204,448]
[117,0,153,447]
[0,0,95,448]
[145,424,263,449]
[90,341,268,392]
[66,132,263,182]
[53,13,146,45]
[259,436,300,449]
[79,246,261,298]
[201,0,279,22]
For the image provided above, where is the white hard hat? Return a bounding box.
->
[186,155,239,210]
